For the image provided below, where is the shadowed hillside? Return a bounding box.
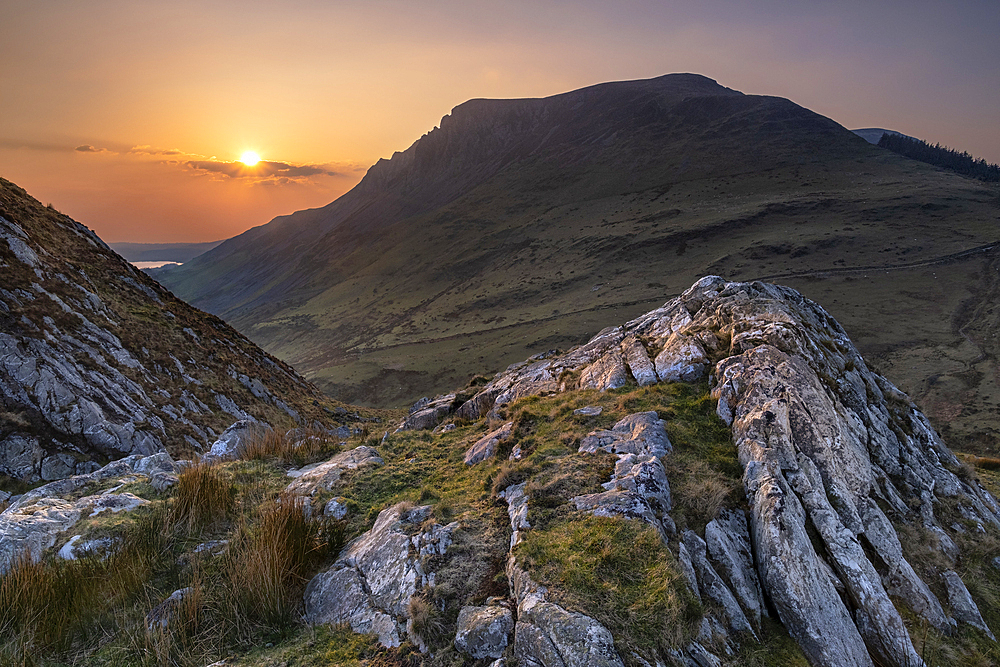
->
[0,178,347,482]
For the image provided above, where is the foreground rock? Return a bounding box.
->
[454,276,1000,667]
[303,502,457,647]
[0,452,181,573]
[499,484,626,667]
[454,605,514,659]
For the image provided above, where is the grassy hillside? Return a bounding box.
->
[0,178,362,468]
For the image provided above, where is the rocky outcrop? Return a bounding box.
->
[285,446,384,496]
[574,412,675,538]
[465,421,514,465]
[0,180,332,483]
[499,483,626,667]
[398,395,456,431]
[704,511,767,630]
[454,605,514,659]
[577,412,672,457]
[455,276,1000,667]
[303,502,457,647]
[0,452,181,573]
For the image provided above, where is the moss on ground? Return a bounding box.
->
[517,514,701,664]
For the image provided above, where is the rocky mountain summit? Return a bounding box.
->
[0,178,336,485]
[2,273,996,667]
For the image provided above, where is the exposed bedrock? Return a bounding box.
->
[450,276,1000,666]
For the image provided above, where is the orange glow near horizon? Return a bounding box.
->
[1,2,998,244]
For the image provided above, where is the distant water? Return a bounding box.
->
[131,261,181,269]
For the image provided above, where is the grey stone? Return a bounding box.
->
[398,394,456,431]
[682,531,755,637]
[654,332,707,382]
[573,406,603,416]
[705,510,766,628]
[513,600,625,667]
[622,335,658,386]
[454,605,514,659]
[207,419,264,460]
[285,446,384,496]
[465,421,514,465]
[146,587,192,632]
[578,412,671,458]
[943,570,996,639]
[324,497,349,519]
[580,348,630,391]
[303,502,457,648]
[0,452,174,573]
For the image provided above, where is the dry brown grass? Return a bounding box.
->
[238,427,340,467]
[668,459,737,529]
[221,493,329,628]
[168,462,233,532]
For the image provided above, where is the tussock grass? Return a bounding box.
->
[169,461,233,532]
[238,426,342,467]
[222,493,334,629]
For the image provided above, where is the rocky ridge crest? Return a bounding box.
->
[395,276,1000,667]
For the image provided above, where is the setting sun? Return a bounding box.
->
[240,151,260,166]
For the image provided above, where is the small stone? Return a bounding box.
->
[465,422,514,465]
[573,406,603,416]
[324,497,348,519]
[943,570,996,639]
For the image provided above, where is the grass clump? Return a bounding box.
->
[168,461,234,532]
[238,427,342,468]
[222,494,334,630]
[517,514,701,664]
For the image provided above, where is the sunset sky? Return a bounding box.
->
[2,0,998,244]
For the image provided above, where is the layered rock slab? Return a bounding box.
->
[304,502,457,647]
[455,276,1000,667]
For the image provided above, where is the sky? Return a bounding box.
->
[2,0,998,244]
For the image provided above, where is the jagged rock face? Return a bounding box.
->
[500,486,626,667]
[454,605,514,659]
[0,179,331,482]
[452,277,1000,667]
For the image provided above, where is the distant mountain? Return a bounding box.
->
[851,127,914,144]
[110,240,223,263]
[0,178,339,484]
[157,74,1000,454]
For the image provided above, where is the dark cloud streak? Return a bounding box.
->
[186,159,339,180]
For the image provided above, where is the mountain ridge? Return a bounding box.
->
[156,74,1000,457]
